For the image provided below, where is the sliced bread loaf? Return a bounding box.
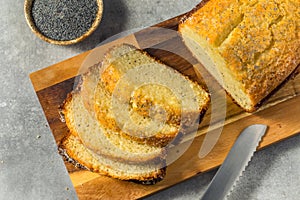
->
[60,43,210,183]
[61,68,167,182]
[179,0,300,111]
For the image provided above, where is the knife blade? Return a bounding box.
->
[201,124,268,200]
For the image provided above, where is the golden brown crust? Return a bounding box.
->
[179,0,210,25]
[59,93,79,137]
[179,0,244,46]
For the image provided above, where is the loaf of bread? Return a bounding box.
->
[60,43,210,183]
[179,0,300,111]
[95,44,210,146]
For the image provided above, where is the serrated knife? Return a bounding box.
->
[201,124,268,200]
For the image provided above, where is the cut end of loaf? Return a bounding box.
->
[179,0,300,112]
[179,25,255,111]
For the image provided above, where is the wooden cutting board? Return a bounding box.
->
[30,14,300,200]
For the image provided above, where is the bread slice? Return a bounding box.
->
[94,44,210,146]
[61,134,166,183]
[62,91,165,163]
[100,44,209,124]
[179,0,300,111]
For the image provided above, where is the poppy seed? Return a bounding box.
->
[31,0,98,41]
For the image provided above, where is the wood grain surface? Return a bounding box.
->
[30,14,300,200]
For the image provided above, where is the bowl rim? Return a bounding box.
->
[24,0,103,45]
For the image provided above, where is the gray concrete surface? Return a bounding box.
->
[0,0,299,199]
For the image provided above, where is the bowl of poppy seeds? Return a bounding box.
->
[24,0,103,45]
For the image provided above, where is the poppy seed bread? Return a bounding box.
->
[179,0,300,111]
[60,43,210,183]
[61,60,167,182]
